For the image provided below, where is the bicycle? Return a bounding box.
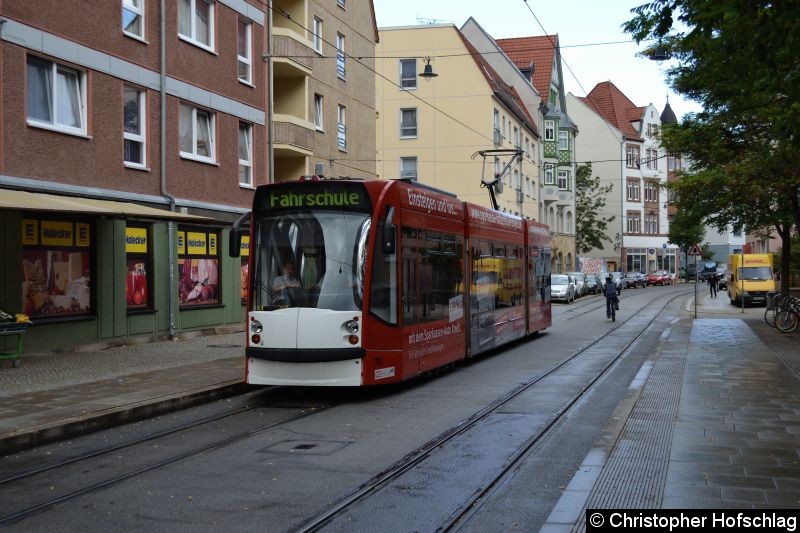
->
[606,296,618,322]
[775,296,800,333]
[764,293,785,328]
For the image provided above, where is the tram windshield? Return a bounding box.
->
[252,211,371,311]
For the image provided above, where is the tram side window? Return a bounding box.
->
[402,227,462,326]
[370,219,398,325]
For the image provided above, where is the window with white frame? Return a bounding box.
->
[646,148,658,169]
[337,104,346,151]
[626,178,641,201]
[626,144,640,168]
[400,157,417,180]
[558,130,569,150]
[400,59,416,89]
[544,120,555,141]
[626,211,642,233]
[524,137,530,157]
[337,0,345,7]
[179,0,214,50]
[26,56,86,135]
[647,123,658,137]
[544,164,555,185]
[179,103,215,162]
[122,0,145,39]
[336,33,346,79]
[557,169,570,190]
[644,180,659,202]
[494,157,501,183]
[513,169,520,190]
[123,86,146,167]
[525,177,531,196]
[493,109,501,144]
[237,19,252,84]
[502,117,507,142]
[314,93,324,130]
[238,122,252,186]
[644,212,658,234]
[400,108,417,138]
[513,126,520,148]
[312,17,323,54]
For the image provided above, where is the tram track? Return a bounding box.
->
[289,286,692,532]
[0,387,337,526]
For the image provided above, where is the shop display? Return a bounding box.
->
[179,258,219,305]
[22,250,91,317]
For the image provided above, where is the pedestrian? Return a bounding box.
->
[708,271,718,298]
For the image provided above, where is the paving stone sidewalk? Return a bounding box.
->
[0,333,246,454]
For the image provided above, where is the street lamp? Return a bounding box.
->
[419,57,438,79]
[648,43,672,65]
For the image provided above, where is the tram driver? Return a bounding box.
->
[272,261,301,305]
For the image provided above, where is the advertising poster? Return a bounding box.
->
[126,259,149,308]
[178,258,220,306]
[22,249,91,317]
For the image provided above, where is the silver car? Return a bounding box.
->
[551,274,576,303]
[568,272,588,297]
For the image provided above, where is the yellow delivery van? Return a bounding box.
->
[727,254,776,307]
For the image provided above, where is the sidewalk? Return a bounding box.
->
[0,332,246,455]
[543,294,800,529]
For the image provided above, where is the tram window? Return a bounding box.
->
[402,227,463,326]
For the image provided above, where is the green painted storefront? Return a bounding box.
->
[1,210,245,354]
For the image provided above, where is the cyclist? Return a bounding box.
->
[604,275,619,319]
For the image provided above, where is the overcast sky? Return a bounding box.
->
[372,0,702,119]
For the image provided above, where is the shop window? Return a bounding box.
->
[21,218,92,319]
[178,228,220,306]
[125,225,152,310]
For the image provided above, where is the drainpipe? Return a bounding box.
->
[267,1,274,184]
[160,0,178,339]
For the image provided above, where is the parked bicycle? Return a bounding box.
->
[772,295,800,334]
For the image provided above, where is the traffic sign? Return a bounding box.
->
[687,243,702,256]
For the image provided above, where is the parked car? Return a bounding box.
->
[646,270,673,286]
[550,274,576,303]
[584,274,600,295]
[568,272,587,297]
[609,272,624,293]
[699,261,718,281]
[716,267,728,290]
[624,271,647,289]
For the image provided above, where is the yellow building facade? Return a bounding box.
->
[376,25,540,220]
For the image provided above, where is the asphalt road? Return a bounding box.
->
[1,284,707,532]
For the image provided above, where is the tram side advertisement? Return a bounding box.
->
[404,295,465,369]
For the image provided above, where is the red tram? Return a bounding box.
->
[231,178,552,386]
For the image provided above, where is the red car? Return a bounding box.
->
[646,270,673,286]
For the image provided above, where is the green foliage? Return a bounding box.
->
[575,163,616,255]
[700,242,714,261]
[667,204,704,252]
[624,1,800,237]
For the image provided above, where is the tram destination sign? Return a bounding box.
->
[254,182,372,214]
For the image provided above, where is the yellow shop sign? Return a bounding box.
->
[240,235,250,257]
[187,232,207,255]
[76,223,91,247]
[22,219,38,245]
[125,227,148,254]
[208,233,217,255]
[177,232,186,255]
[41,221,74,247]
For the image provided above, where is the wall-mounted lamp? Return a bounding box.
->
[419,57,438,79]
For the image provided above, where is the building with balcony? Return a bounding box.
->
[0,0,268,352]
[270,0,378,181]
[375,24,539,221]
[493,33,577,273]
[567,82,678,276]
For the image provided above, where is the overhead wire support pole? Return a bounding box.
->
[472,149,524,212]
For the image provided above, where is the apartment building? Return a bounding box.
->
[375,24,539,220]
[567,82,678,275]
[271,0,378,182]
[493,33,578,273]
[0,0,268,351]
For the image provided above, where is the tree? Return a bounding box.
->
[667,204,705,280]
[624,1,800,295]
[575,163,616,254]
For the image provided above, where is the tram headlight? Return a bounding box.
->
[250,319,263,334]
[344,320,359,334]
